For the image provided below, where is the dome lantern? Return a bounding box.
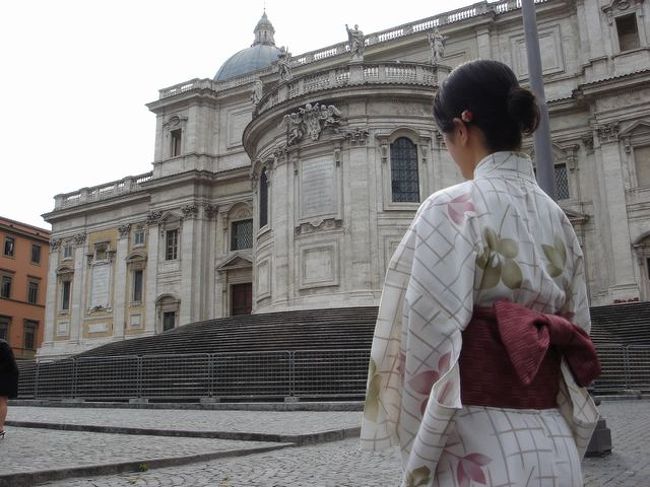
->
[253,12,275,47]
[214,12,282,82]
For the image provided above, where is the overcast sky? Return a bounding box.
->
[1,0,482,230]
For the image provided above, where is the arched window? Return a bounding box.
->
[390,137,419,202]
[259,168,269,228]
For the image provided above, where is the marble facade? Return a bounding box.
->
[39,0,650,359]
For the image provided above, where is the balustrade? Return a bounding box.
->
[54,172,153,209]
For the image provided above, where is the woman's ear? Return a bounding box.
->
[451,118,468,146]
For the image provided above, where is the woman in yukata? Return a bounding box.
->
[360,60,601,487]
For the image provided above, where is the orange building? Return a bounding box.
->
[0,216,50,359]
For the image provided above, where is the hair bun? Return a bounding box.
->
[507,86,539,135]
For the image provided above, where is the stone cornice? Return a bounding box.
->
[573,68,650,99]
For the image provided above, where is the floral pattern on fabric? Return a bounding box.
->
[360,152,598,487]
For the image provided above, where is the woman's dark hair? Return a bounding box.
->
[433,60,539,151]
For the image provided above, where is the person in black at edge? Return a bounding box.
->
[0,339,19,439]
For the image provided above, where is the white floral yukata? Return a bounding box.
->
[360,152,599,487]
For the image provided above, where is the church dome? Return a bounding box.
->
[214,13,282,82]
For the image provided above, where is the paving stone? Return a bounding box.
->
[0,427,285,477]
[7,406,362,436]
[4,400,649,486]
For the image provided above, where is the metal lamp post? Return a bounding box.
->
[521,0,555,200]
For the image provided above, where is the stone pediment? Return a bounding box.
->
[217,253,253,272]
[619,120,650,137]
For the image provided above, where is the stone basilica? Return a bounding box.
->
[39,0,650,359]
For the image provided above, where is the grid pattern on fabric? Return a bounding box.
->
[360,152,599,486]
[390,137,419,202]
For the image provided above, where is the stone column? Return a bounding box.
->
[113,225,130,339]
[180,205,198,325]
[347,142,372,293]
[42,242,60,346]
[70,234,87,344]
[594,123,639,300]
[144,222,159,335]
[271,162,289,309]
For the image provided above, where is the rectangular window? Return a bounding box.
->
[170,129,182,157]
[1,275,12,299]
[28,280,39,304]
[646,257,650,278]
[24,320,38,350]
[3,237,15,257]
[63,243,73,260]
[95,243,108,261]
[132,270,143,303]
[616,14,640,52]
[31,244,41,264]
[134,228,145,246]
[165,229,178,260]
[635,146,650,187]
[163,311,176,331]
[0,316,9,340]
[554,164,570,200]
[230,219,253,250]
[61,280,71,311]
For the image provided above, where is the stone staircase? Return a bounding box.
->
[78,307,379,358]
[18,302,650,401]
[590,302,650,346]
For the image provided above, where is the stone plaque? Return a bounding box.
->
[56,321,69,337]
[91,264,110,308]
[299,242,339,289]
[304,247,334,281]
[227,110,251,147]
[88,322,108,333]
[256,259,271,300]
[129,314,142,328]
[301,158,336,219]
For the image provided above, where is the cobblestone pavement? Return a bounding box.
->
[5,400,650,486]
[7,407,362,436]
[38,438,401,487]
[0,427,285,476]
[582,400,650,487]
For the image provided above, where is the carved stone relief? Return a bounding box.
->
[344,128,370,144]
[162,115,188,130]
[181,204,199,220]
[73,233,87,245]
[597,122,620,143]
[146,211,163,225]
[582,133,595,154]
[118,224,131,238]
[204,204,219,219]
[282,102,343,147]
[295,218,343,235]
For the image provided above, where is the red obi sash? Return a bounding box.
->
[459,300,601,409]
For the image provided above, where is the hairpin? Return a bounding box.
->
[460,110,473,123]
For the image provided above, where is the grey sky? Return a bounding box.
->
[1,0,482,229]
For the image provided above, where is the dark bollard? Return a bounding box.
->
[585,388,612,457]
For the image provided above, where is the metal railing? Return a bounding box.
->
[17,349,371,402]
[16,345,650,402]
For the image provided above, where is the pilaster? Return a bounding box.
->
[113,227,130,339]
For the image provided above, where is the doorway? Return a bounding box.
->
[231,283,252,315]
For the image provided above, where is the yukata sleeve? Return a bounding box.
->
[556,233,599,458]
[361,188,479,486]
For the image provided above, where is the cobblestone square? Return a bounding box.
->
[1,400,648,486]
